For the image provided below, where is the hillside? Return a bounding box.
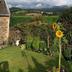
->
[10,6,69,14]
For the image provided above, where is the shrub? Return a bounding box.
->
[32,36,40,51]
[39,41,48,54]
[26,35,33,49]
[63,46,72,61]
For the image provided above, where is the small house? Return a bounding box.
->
[0,0,10,46]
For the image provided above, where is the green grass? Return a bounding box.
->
[10,16,33,26]
[42,16,59,24]
[10,15,59,26]
[0,46,49,72]
[0,46,71,72]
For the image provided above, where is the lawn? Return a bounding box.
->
[0,46,50,72]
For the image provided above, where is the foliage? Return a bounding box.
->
[21,44,26,50]
[59,7,72,44]
[51,38,59,53]
[62,56,72,72]
[63,45,72,61]
[47,55,59,68]
[39,41,47,51]
[0,46,49,72]
[62,37,68,44]
[42,16,59,24]
[26,35,33,49]
[10,15,58,27]
[10,16,33,26]
[32,36,40,51]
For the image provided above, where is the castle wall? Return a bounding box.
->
[0,17,10,45]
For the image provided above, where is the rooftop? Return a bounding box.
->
[0,0,10,16]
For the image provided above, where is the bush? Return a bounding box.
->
[39,41,48,54]
[63,46,72,61]
[26,35,33,49]
[32,36,40,51]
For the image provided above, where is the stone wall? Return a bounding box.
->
[0,17,9,45]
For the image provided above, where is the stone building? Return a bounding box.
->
[0,0,10,46]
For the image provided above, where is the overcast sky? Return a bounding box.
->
[6,0,72,8]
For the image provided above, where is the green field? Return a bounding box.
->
[43,16,59,24]
[10,16,33,26]
[0,46,49,72]
[10,15,59,26]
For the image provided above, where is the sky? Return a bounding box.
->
[6,0,72,8]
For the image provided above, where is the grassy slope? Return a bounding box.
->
[0,46,49,72]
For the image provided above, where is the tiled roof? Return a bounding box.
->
[0,0,10,16]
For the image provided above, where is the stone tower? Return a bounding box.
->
[0,0,10,46]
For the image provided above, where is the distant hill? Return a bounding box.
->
[10,7,23,12]
[10,6,72,16]
[10,5,70,13]
[42,6,68,12]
